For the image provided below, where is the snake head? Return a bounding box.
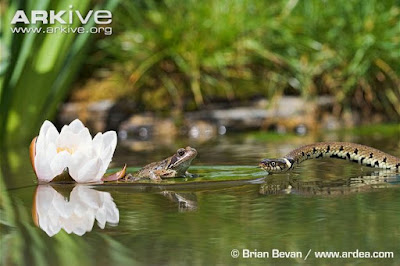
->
[259,158,292,173]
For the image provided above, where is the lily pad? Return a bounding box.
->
[102,165,267,187]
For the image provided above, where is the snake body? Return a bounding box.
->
[259,142,400,173]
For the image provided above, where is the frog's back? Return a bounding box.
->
[134,159,168,178]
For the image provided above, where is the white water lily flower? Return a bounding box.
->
[31,119,117,183]
[33,185,119,236]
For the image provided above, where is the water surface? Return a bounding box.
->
[1,126,399,265]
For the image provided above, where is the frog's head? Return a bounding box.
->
[167,146,197,174]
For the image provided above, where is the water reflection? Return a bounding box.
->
[161,191,198,211]
[259,170,400,196]
[33,185,119,236]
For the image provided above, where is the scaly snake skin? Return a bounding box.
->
[259,142,400,173]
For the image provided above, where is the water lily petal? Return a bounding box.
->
[45,142,57,161]
[96,207,107,229]
[99,131,117,174]
[35,140,75,182]
[68,119,86,134]
[36,121,57,153]
[74,186,101,209]
[36,186,55,214]
[36,186,64,236]
[76,128,94,157]
[32,119,117,184]
[50,151,71,176]
[102,131,117,154]
[64,213,95,236]
[77,128,92,146]
[92,132,104,155]
[57,129,77,149]
[59,124,70,136]
[100,145,113,164]
[104,196,119,224]
[73,197,88,216]
[35,156,57,182]
[52,193,70,218]
[73,225,90,236]
[76,158,103,183]
[45,124,59,145]
[68,151,88,180]
[33,143,58,182]
[38,120,53,136]
[34,185,119,236]
[98,148,113,176]
[47,222,61,237]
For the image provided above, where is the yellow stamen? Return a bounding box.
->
[57,147,75,154]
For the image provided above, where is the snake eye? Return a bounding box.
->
[177,149,185,156]
[271,162,276,167]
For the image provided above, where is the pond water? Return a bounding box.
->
[1,125,399,265]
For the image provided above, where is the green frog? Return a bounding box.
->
[125,146,198,181]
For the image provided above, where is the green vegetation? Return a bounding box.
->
[0,0,118,146]
[83,0,400,118]
[337,123,400,136]
[1,0,399,145]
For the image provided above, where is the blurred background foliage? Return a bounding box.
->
[76,0,400,114]
[1,0,399,146]
[0,0,117,146]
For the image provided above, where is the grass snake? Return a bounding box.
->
[259,142,400,173]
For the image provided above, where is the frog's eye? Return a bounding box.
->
[271,162,276,167]
[177,149,185,156]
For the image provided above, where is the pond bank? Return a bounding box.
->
[57,96,392,142]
